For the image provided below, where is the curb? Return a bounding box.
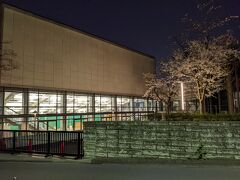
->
[91,157,240,166]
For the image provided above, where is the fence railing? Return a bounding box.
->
[0,111,153,131]
[0,130,84,159]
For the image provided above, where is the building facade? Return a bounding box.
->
[0,4,156,131]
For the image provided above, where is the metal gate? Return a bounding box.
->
[0,130,84,159]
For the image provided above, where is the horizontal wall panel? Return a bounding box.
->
[1,6,155,96]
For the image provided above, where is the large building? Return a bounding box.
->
[0,4,156,131]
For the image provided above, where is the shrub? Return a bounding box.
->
[148,113,240,121]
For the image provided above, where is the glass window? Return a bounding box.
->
[87,95,93,113]
[122,97,132,112]
[101,96,113,112]
[117,97,122,112]
[95,95,101,113]
[67,93,93,114]
[67,94,74,113]
[117,96,132,112]
[116,96,133,121]
[57,94,64,113]
[74,94,92,113]
[3,118,25,130]
[4,92,23,115]
[39,93,57,114]
[173,101,180,112]
[134,98,147,111]
[29,92,63,115]
[29,92,38,114]
[95,95,114,112]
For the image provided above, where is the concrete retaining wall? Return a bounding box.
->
[84,121,240,160]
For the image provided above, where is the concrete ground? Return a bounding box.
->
[0,153,90,163]
[1,153,240,180]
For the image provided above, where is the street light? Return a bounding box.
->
[181,82,185,111]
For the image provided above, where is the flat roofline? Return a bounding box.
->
[2,2,155,60]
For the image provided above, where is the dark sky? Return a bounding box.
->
[3,0,240,60]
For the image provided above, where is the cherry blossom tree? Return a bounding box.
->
[213,33,240,112]
[172,0,240,113]
[183,0,239,113]
[144,0,239,115]
[143,72,179,115]
[168,39,239,114]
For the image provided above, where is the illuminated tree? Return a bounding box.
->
[168,39,239,114]
[143,72,179,115]
[213,33,240,112]
[173,0,240,113]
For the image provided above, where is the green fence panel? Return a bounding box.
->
[95,114,102,122]
[10,125,19,130]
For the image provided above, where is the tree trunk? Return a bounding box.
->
[199,99,204,114]
[166,102,170,116]
[165,98,172,119]
[218,92,221,113]
[226,75,234,114]
[203,96,206,114]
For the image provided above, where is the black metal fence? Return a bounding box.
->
[0,130,84,159]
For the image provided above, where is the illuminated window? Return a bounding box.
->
[67,94,74,113]
[134,98,147,111]
[95,95,114,112]
[3,118,25,130]
[39,93,57,114]
[29,92,63,115]
[123,97,132,112]
[57,94,64,113]
[29,92,38,114]
[74,94,92,113]
[117,97,132,112]
[67,93,92,113]
[117,97,122,112]
[4,92,23,115]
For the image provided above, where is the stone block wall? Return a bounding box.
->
[84,121,240,160]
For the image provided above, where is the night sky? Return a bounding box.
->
[2,0,240,60]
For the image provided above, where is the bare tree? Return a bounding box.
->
[143,72,179,116]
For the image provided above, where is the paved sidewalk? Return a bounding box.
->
[0,153,91,163]
[2,153,240,180]
[2,153,240,167]
[1,160,240,180]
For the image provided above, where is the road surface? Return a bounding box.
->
[1,162,240,180]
